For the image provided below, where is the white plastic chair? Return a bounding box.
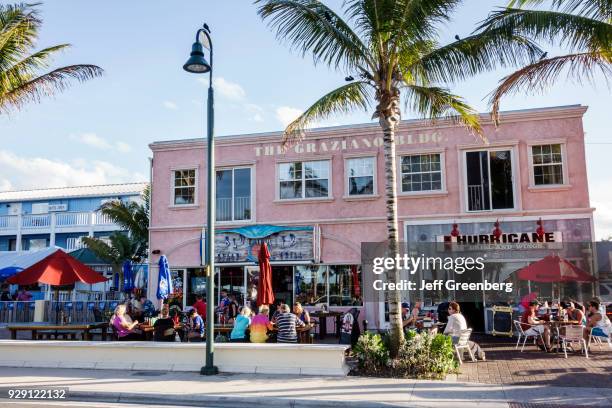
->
[557,325,588,359]
[514,320,543,352]
[454,329,475,364]
[588,327,612,351]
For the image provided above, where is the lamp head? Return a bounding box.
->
[183,41,211,74]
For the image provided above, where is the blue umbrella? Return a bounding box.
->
[157,255,173,300]
[0,266,23,280]
[122,260,134,293]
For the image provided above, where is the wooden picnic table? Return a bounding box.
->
[7,322,108,341]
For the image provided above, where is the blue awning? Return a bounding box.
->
[219,224,312,239]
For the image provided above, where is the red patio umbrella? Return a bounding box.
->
[256,243,274,306]
[7,250,107,286]
[517,255,596,283]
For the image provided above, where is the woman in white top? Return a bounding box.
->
[585,300,611,340]
[444,301,467,342]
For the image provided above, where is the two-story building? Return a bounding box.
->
[0,182,148,252]
[147,105,597,331]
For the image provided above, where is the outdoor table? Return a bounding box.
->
[7,322,108,341]
[549,320,581,352]
[310,311,343,339]
[270,323,315,344]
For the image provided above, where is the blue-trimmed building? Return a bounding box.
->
[0,183,148,252]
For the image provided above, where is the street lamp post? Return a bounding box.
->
[183,23,218,376]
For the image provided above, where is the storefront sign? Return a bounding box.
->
[436,231,563,251]
[207,225,314,264]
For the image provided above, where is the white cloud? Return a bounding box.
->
[198,77,246,101]
[245,103,265,122]
[275,106,303,127]
[592,181,612,240]
[163,100,178,110]
[70,133,132,154]
[0,150,145,192]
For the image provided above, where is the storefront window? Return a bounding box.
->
[218,266,245,306]
[328,265,363,306]
[294,265,326,306]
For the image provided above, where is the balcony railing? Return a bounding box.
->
[22,214,51,229]
[0,211,117,232]
[0,215,18,230]
[216,196,251,222]
[56,212,90,227]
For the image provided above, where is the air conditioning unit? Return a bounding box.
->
[48,204,68,212]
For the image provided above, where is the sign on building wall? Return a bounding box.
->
[203,225,314,264]
[435,231,563,251]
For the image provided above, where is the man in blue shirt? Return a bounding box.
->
[188,309,204,342]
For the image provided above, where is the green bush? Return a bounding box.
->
[352,332,389,376]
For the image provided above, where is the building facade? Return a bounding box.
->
[148,105,596,331]
[0,183,148,252]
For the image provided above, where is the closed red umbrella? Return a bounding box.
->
[7,250,107,286]
[517,255,596,283]
[256,243,274,306]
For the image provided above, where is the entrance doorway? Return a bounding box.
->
[272,266,293,307]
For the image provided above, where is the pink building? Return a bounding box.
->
[148,105,596,331]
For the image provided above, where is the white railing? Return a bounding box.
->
[21,214,51,229]
[94,212,115,225]
[216,196,251,222]
[66,237,87,251]
[0,215,18,230]
[468,184,487,211]
[56,211,90,227]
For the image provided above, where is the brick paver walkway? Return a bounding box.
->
[458,334,612,388]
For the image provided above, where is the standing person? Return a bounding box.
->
[293,302,310,324]
[230,307,252,342]
[111,304,141,341]
[187,308,204,342]
[521,300,552,351]
[275,304,305,343]
[192,294,207,319]
[584,300,611,341]
[250,305,273,343]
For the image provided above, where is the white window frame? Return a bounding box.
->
[215,165,254,224]
[526,140,570,190]
[344,155,377,198]
[170,167,199,208]
[461,146,519,213]
[276,159,332,201]
[398,151,447,196]
[31,203,49,214]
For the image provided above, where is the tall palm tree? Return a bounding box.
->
[478,0,612,121]
[98,185,150,260]
[0,3,102,113]
[256,0,541,356]
[82,232,140,292]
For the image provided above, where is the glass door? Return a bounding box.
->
[466,150,514,211]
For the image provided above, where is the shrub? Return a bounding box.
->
[352,332,389,376]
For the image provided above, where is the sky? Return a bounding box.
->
[0,1,610,238]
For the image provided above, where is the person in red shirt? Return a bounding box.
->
[521,300,551,351]
[192,295,207,319]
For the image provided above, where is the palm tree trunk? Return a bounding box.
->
[378,89,404,358]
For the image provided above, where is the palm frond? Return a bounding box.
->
[256,0,371,71]
[0,4,41,67]
[283,81,373,146]
[489,52,612,122]
[478,8,612,53]
[409,27,543,84]
[0,44,71,87]
[0,64,103,113]
[404,84,483,139]
[82,237,118,265]
[508,0,612,21]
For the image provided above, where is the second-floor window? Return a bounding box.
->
[347,157,375,196]
[173,169,196,205]
[216,167,252,221]
[400,153,442,193]
[532,144,564,185]
[279,160,330,199]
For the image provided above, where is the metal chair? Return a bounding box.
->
[454,329,475,364]
[557,325,588,359]
[513,320,543,352]
[588,327,612,351]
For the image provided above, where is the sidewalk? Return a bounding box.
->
[1,367,611,407]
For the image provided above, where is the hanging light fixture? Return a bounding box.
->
[536,218,545,238]
[450,223,460,237]
[493,219,502,239]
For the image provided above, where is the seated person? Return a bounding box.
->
[140,296,156,318]
[111,304,141,341]
[443,301,467,342]
[584,300,611,341]
[564,301,586,325]
[187,308,205,342]
[521,300,552,351]
[271,300,283,323]
[275,304,305,343]
[230,306,252,342]
[293,302,310,324]
[250,305,273,343]
[402,301,421,329]
[153,305,175,341]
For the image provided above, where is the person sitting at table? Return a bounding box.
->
[443,301,467,342]
[111,304,141,341]
[153,305,175,342]
[230,306,252,342]
[275,304,305,343]
[521,300,552,351]
[271,300,284,323]
[140,295,156,318]
[584,300,611,341]
[564,301,586,325]
[187,308,204,342]
[293,302,310,325]
[226,293,240,324]
[16,288,32,301]
[402,301,421,329]
[250,305,273,343]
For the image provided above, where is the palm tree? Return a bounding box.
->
[82,232,140,292]
[478,0,612,121]
[0,3,102,113]
[256,0,541,356]
[98,185,150,260]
